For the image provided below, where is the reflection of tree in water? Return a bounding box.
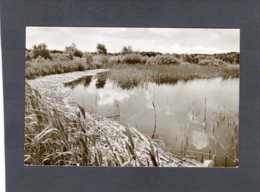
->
[96,72,109,89]
[64,76,92,89]
[117,81,139,90]
[83,76,92,87]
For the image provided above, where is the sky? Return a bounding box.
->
[26,27,239,54]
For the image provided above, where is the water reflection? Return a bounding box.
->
[96,72,109,89]
[66,75,239,166]
[64,75,92,89]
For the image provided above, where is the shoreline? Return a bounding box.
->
[26,69,203,167]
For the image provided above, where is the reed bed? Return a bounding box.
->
[108,64,239,89]
[170,99,239,167]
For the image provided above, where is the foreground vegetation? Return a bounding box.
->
[25,83,162,166]
[25,72,202,167]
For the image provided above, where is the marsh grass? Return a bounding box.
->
[25,59,92,79]
[169,100,239,167]
[108,64,239,89]
[25,83,168,166]
[25,83,108,165]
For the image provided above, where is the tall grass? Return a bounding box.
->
[25,58,92,79]
[25,83,116,165]
[108,64,239,89]
[169,100,239,167]
[25,83,174,166]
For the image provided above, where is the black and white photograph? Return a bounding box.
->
[25,27,239,167]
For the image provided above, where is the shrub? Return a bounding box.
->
[65,43,83,60]
[96,43,107,55]
[108,55,122,65]
[74,49,83,58]
[139,51,162,57]
[50,52,70,61]
[198,58,225,66]
[85,53,93,65]
[122,54,144,64]
[121,46,133,55]
[215,52,239,64]
[147,55,180,65]
[183,54,199,64]
[93,55,108,67]
[31,43,52,60]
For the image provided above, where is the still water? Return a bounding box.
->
[66,73,239,166]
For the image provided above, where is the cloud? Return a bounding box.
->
[161,44,221,54]
[209,32,220,40]
[26,27,239,54]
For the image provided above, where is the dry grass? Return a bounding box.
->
[25,59,92,79]
[25,83,114,166]
[25,83,191,166]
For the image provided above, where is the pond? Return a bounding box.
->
[65,72,239,167]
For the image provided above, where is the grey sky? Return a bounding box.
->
[26,27,239,54]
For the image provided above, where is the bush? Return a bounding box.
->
[198,58,225,66]
[31,43,52,60]
[93,55,108,67]
[139,51,162,57]
[108,55,122,65]
[50,52,70,61]
[121,46,133,55]
[122,54,144,64]
[85,53,93,65]
[74,49,83,58]
[96,43,107,55]
[146,55,180,65]
[215,52,239,64]
[65,43,83,60]
[183,54,199,64]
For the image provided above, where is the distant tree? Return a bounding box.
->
[65,43,83,59]
[51,50,63,54]
[74,49,83,58]
[140,51,162,57]
[184,54,199,64]
[32,43,52,59]
[121,46,133,55]
[96,43,107,55]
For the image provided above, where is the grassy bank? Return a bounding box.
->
[25,58,92,79]
[25,83,157,166]
[25,73,202,167]
[108,64,239,89]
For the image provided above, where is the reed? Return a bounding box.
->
[151,101,157,139]
[25,83,123,166]
[171,100,239,167]
[108,64,239,89]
